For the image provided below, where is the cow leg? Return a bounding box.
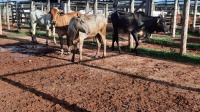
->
[59,36,64,55]
[45,28,51,46]
[94,36,101,58]
[145,33,151,38]
[111,34,115,50]
[112,28,121,53]
[99,32,107,58]
[52,26,57,44]
[71,44,76,62]
[31,23,38,44]
[131,31,139,55]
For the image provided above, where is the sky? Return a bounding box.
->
[0,0,177,2]
[0,0,199,5]
[0,0,26,2]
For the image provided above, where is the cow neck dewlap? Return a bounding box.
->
[55,15,70,27]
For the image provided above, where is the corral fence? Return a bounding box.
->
[0,1,113,31]
[1,0,200,32]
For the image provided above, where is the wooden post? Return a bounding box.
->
[128,0,135,48]
[130,0,134,13]
[145,0,152,16]
[93,0,97,14]
[47,0,50,11]
[180,0,190,55]
[63,3,67,13]
[105,4,108,18]
[85,0,90,14]
[145,0,152,38]
[6,1,10,30]
[30,1,35,12]
[151,0,154,16]
[172,0,178,37]
[41,4,44,11]
[134,0,146,12]
[192,0,198,32]
[16,2,20,31]
[0,5,2,35]
[67,0,71,12]
[113,0,118,12]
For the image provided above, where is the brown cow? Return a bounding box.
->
[50,7,82,55]
[67,14,107,64]
[170,13,192,31]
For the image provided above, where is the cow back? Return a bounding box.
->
[50,7,82,27]
[30,10,48,27]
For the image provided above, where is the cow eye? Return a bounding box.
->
[80,20,84,24]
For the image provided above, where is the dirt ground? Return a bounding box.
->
[0,24,200,112]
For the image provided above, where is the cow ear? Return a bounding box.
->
[77,13,81,18]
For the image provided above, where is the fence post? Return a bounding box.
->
[67,0,71,12]
[113,0,118,12]
[0,5,2,35]
[93,0,97,14]
[192,0,198,32]
[105,4,108,18]
[41,4,44,11]
[47,0,50,11]
[16,2,20,31]
[6,2,10,30]
[63,3,67,13]
[130,0,134,13]
[30,1,35,12]
[85,0,90,14]
[172,0,178,37]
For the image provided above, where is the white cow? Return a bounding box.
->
[30,10,56,45]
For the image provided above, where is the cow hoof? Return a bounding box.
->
[94,55,100,58]
[102,56,106,58]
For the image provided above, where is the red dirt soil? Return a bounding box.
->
[0,25,200,111]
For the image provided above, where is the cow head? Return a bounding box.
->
[50,7,62,25]
[157,14,169,33]
[75,14,90,34]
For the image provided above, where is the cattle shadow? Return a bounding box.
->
[43,53,200,94]
[1,52,199,102]
[172,37,200,45]
[0,77,90,112]
[0,53,199,111]
[0,35,30,44]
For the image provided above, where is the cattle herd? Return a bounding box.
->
[30,7,169,64]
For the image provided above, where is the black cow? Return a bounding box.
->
[111,11,168,54]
